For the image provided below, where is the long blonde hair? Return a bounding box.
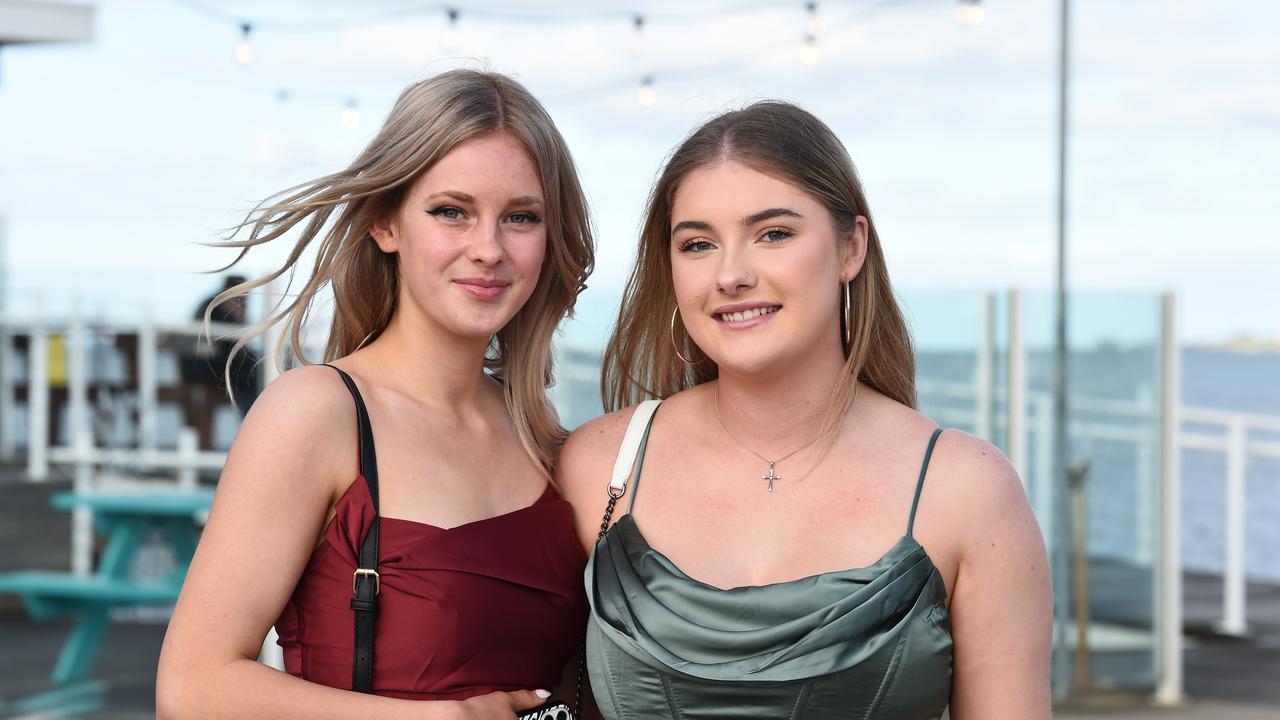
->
[602,101,914,442]
[211,69,595,474]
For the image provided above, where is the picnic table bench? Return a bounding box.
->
[0,489,214,689]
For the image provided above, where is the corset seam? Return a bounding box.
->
[861,633,908,719]
[788,680,814,720]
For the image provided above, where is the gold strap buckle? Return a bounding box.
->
[352,568,380,595]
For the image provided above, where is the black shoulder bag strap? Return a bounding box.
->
[324,364,381,694]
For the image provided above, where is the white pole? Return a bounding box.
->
[71,425,94,577]
[1135,384,1154,567]
[138,312,158,450]
[0,321,14,459]
[1006,289,1027,482]
[177,426,198,491]
[1153,292,1184,706]
[261,275,284,388]
[28,306,50,481]
[1218,416,1249,637]
[68,303,89,454]
[975,292,994,441]
[1034,393,1054,538]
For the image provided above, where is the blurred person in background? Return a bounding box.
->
[557,102,1052,719]
[158,69,595,719]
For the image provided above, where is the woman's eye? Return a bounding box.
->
[508,212,542,225]
[761,228,792,244]
[427,206,465,220]
[678,239,714,253]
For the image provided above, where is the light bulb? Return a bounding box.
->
[341,100,360,129]
[626,15,645,57]
[806,3,827,38]
[956,0,986,27]
[235,23,254,65]
[638,77,657,107]
[801,35,820,65]
[444,8,461,50]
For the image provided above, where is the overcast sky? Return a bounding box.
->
[1,0,1276,346]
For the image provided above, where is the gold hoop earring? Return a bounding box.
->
[842,280,853,354]
[670,306,698,365]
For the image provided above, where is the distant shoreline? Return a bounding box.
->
[1189,338,1280,355]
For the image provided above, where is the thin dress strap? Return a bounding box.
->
[907,428,944,539]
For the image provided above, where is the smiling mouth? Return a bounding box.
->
[715,306,781,323]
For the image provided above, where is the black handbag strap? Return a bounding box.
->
[324,364,381,694]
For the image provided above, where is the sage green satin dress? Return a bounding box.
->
[585,410,953,719]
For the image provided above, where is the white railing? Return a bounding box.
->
[1180,408,1280,636]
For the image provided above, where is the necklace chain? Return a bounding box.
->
[713,384,833,491]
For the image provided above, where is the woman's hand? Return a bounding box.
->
[448,689,551,719]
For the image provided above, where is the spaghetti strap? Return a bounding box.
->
[906,427,944,539]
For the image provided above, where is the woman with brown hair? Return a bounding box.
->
[557,102,1052,718]
[158,69,593,718]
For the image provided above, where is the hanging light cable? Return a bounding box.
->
[956,0,986,27]
[234,22,254,64]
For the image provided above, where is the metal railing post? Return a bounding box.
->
[1153,292,1183,706]
[28,305,50,481]
[975,292,995,441]
[1006,289,1026,481]
[139,312,158,450]
[0,320,14,459]
[1218,417,1249,637]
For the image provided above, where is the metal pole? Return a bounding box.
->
[1154,293,1184,706]
[1218,417,1249,636]
[975,292,995,440]
[1007,289,1026,481]
[138,312,158,451]
[0,320,13,459]
[1051,0,1074,699]
[28,303,49,481]
[261,275,284,387]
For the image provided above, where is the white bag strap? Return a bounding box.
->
[608,399,662,496]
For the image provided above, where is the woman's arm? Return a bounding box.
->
[943,434,1054,719]
[156,366,547,720]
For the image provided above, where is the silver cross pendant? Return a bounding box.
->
[763,463,780,493]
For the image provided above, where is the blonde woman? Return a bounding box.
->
[158,70,593,719]
[557,102,1052,718]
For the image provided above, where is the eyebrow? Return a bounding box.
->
[671,208,803,237]
[426,191,544,207]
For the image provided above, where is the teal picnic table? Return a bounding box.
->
[0,489,214,714]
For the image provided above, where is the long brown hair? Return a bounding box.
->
[210,69,595,474]
[601,101,914,441]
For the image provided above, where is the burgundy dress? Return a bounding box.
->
[274,367,588,700]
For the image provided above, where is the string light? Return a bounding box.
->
[234,22,254,64]
[444,7,462,50]
[806,2,827,39]
[637,76,657,106]
[801,34,820,65]
[956,0,986,27]
[626,14,645,57]
[341,99,360,128]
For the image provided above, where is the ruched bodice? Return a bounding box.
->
[584,401,953,718]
